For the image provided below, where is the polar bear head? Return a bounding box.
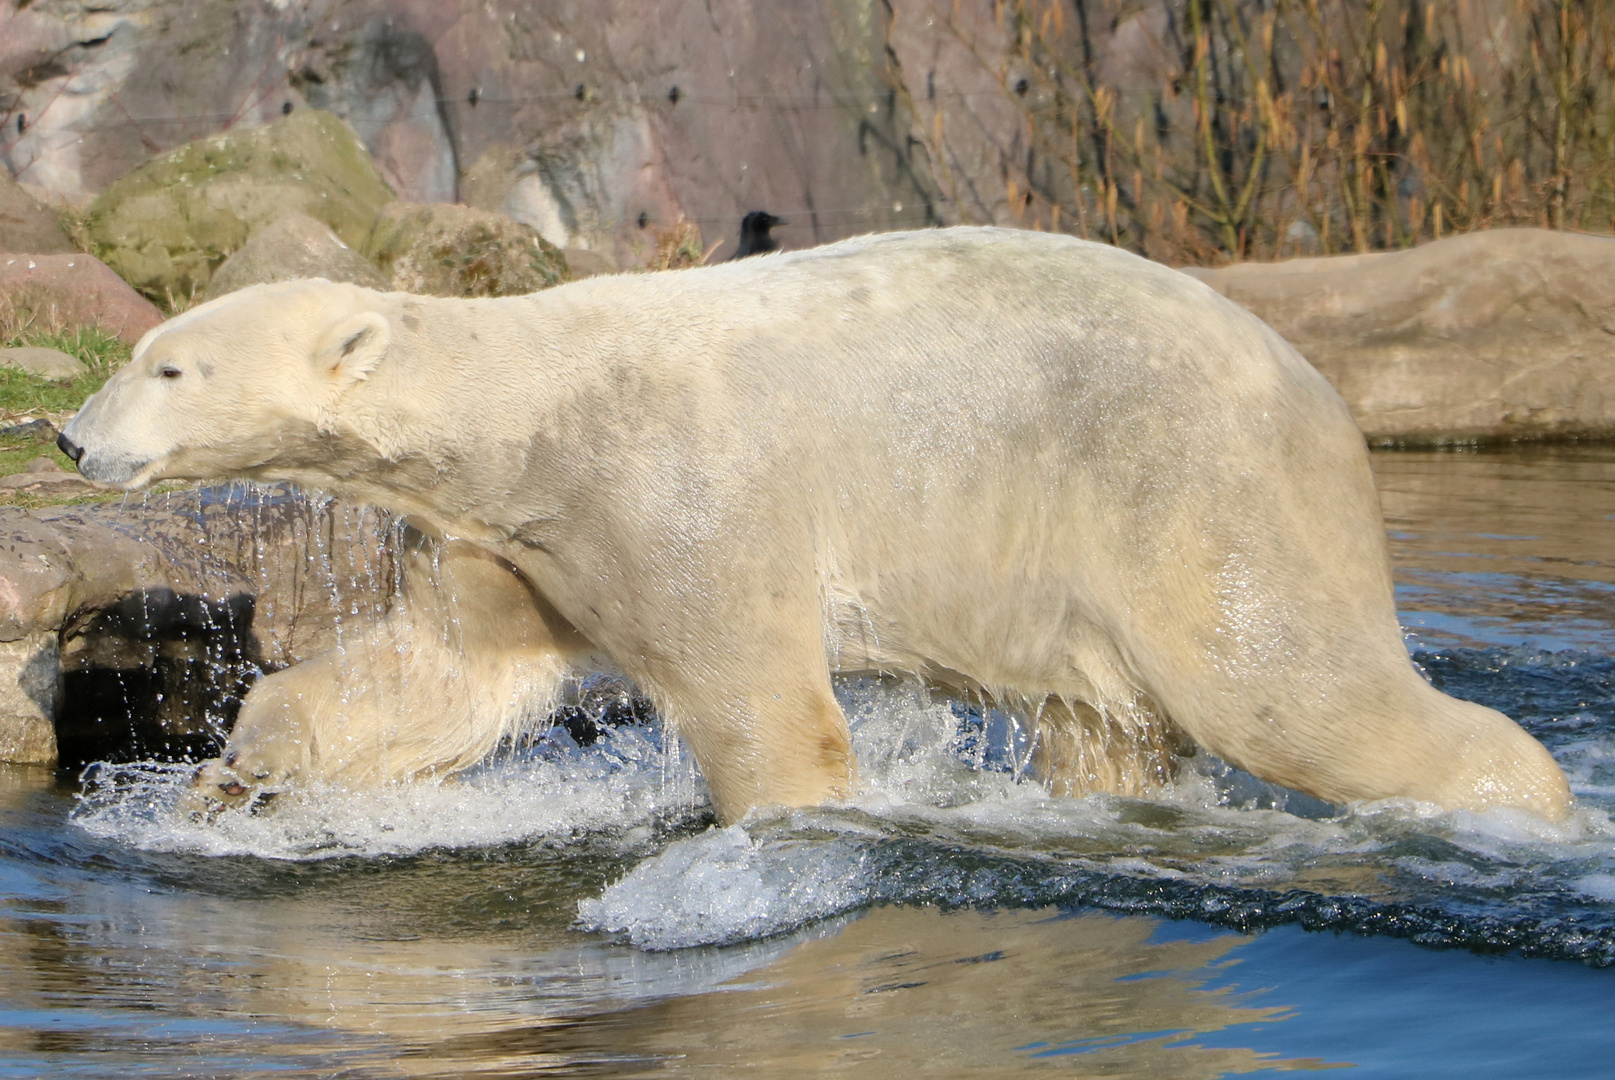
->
[59,280,393,489]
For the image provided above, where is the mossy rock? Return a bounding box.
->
[364,202,569,298]
[84,110,394,304]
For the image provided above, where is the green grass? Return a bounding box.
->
[0,327,134,505]
[0,326,130,415]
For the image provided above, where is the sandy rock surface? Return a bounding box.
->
[1183,229,1615,443]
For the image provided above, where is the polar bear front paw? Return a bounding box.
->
[187,751,292,812]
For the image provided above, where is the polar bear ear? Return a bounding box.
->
[314,311,392,386]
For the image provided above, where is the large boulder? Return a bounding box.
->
[0,253,164,346]
[0,172,75,255]
[83,110,395,303]
[363,201,567,297]
[205,214,388,300]
[0,486,401,766]
[1183,229,1615,444]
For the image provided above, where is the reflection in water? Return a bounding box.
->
[1372,446,1615,650]
[0,446,1613,1077]
[457,908,1327,1078]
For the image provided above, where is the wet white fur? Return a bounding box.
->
[63,227,1571,822]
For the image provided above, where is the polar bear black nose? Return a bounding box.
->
[57,433,83,463]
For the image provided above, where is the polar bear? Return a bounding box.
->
[58,227,1571,822]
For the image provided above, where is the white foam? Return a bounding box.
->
[72,722,705,860]
[576,824,873,949]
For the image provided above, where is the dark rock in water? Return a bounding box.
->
[205,214,389,300]
[0,486,403,767]
[728,211,784,260]
[548,681,656,747]
[0,486,655,768]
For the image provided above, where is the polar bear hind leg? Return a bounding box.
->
[1028,694,1186,798]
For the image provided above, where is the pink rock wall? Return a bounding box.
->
[1,0,947,266]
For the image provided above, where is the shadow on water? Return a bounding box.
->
[1,445,1614,1077]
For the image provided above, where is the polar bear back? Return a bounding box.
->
[349,229,1394,769]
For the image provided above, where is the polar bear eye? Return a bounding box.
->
[159,365,182,380]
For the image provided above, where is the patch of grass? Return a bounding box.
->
[0,324,136,507]
[0,325,131,417]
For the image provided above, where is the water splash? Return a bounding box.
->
[69,647,1615,965]
[72,717,708,860]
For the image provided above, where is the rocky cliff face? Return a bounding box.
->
[0,0,949,266]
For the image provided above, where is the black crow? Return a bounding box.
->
[729,211,785,259]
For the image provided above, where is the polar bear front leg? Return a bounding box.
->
[193,536,596,805]
[661,672,856,824]
[617,615,855,824]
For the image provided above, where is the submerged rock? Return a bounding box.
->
[0,253,164,346]
[205,214,388,299]
[364,201,568,297]
[83,110,395,303]
[1183,229,1615,444]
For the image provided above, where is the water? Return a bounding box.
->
[3,445,1615,1077]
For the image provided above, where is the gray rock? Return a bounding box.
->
[0,419,58,442]
[205,214,389,300]
[0,172,74,256]
[1182,229,1615,444]
[0,346,85,381]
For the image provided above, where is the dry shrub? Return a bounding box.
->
[652,216,710,270]
[0,287,70,343]
[895,0,1615,263]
